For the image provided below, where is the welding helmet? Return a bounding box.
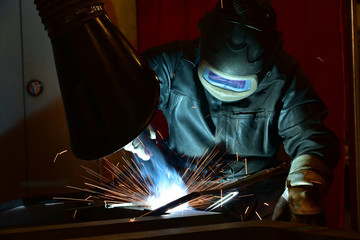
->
[198,0,282,102]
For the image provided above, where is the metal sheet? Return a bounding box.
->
[0,204,359,240]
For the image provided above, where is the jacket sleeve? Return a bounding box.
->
[141,41,183,110]
[278,63,339,186]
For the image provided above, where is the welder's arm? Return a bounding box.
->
[124,43,182,160]
[273,64,339,224]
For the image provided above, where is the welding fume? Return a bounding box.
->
[34,0,339,225]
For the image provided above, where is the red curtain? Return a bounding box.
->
[137,0,346,229]
[271,0,346,229]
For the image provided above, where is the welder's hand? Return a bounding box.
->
[272,187,326,226]
[123,125,156,161]
[124,138,151,161]
[272,154,332,226]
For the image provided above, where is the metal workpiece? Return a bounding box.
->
[1,205,359,240]
[149,163,290,216]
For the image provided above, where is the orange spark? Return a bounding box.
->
[317,57,325,63]
[237,194,254,198]
[255,211,262,220]
[245,206,249,214]
[157,130,164,140]
[215,128,223,139]
[244,158,248,175]
[53,150,68,163]
[56,143,240,214]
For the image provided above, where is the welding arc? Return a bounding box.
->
[148,163,290,216]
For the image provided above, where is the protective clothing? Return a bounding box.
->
[272,155,331,224]
[142,39,338,171]
[142,38,339,222]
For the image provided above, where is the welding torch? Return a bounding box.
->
[148,162,290,216]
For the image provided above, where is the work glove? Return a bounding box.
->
[123,125,156,161]
[272,155,332,226]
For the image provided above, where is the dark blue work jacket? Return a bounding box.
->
[142,39,338,179]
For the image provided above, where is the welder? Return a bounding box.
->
[124,0,339,225]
